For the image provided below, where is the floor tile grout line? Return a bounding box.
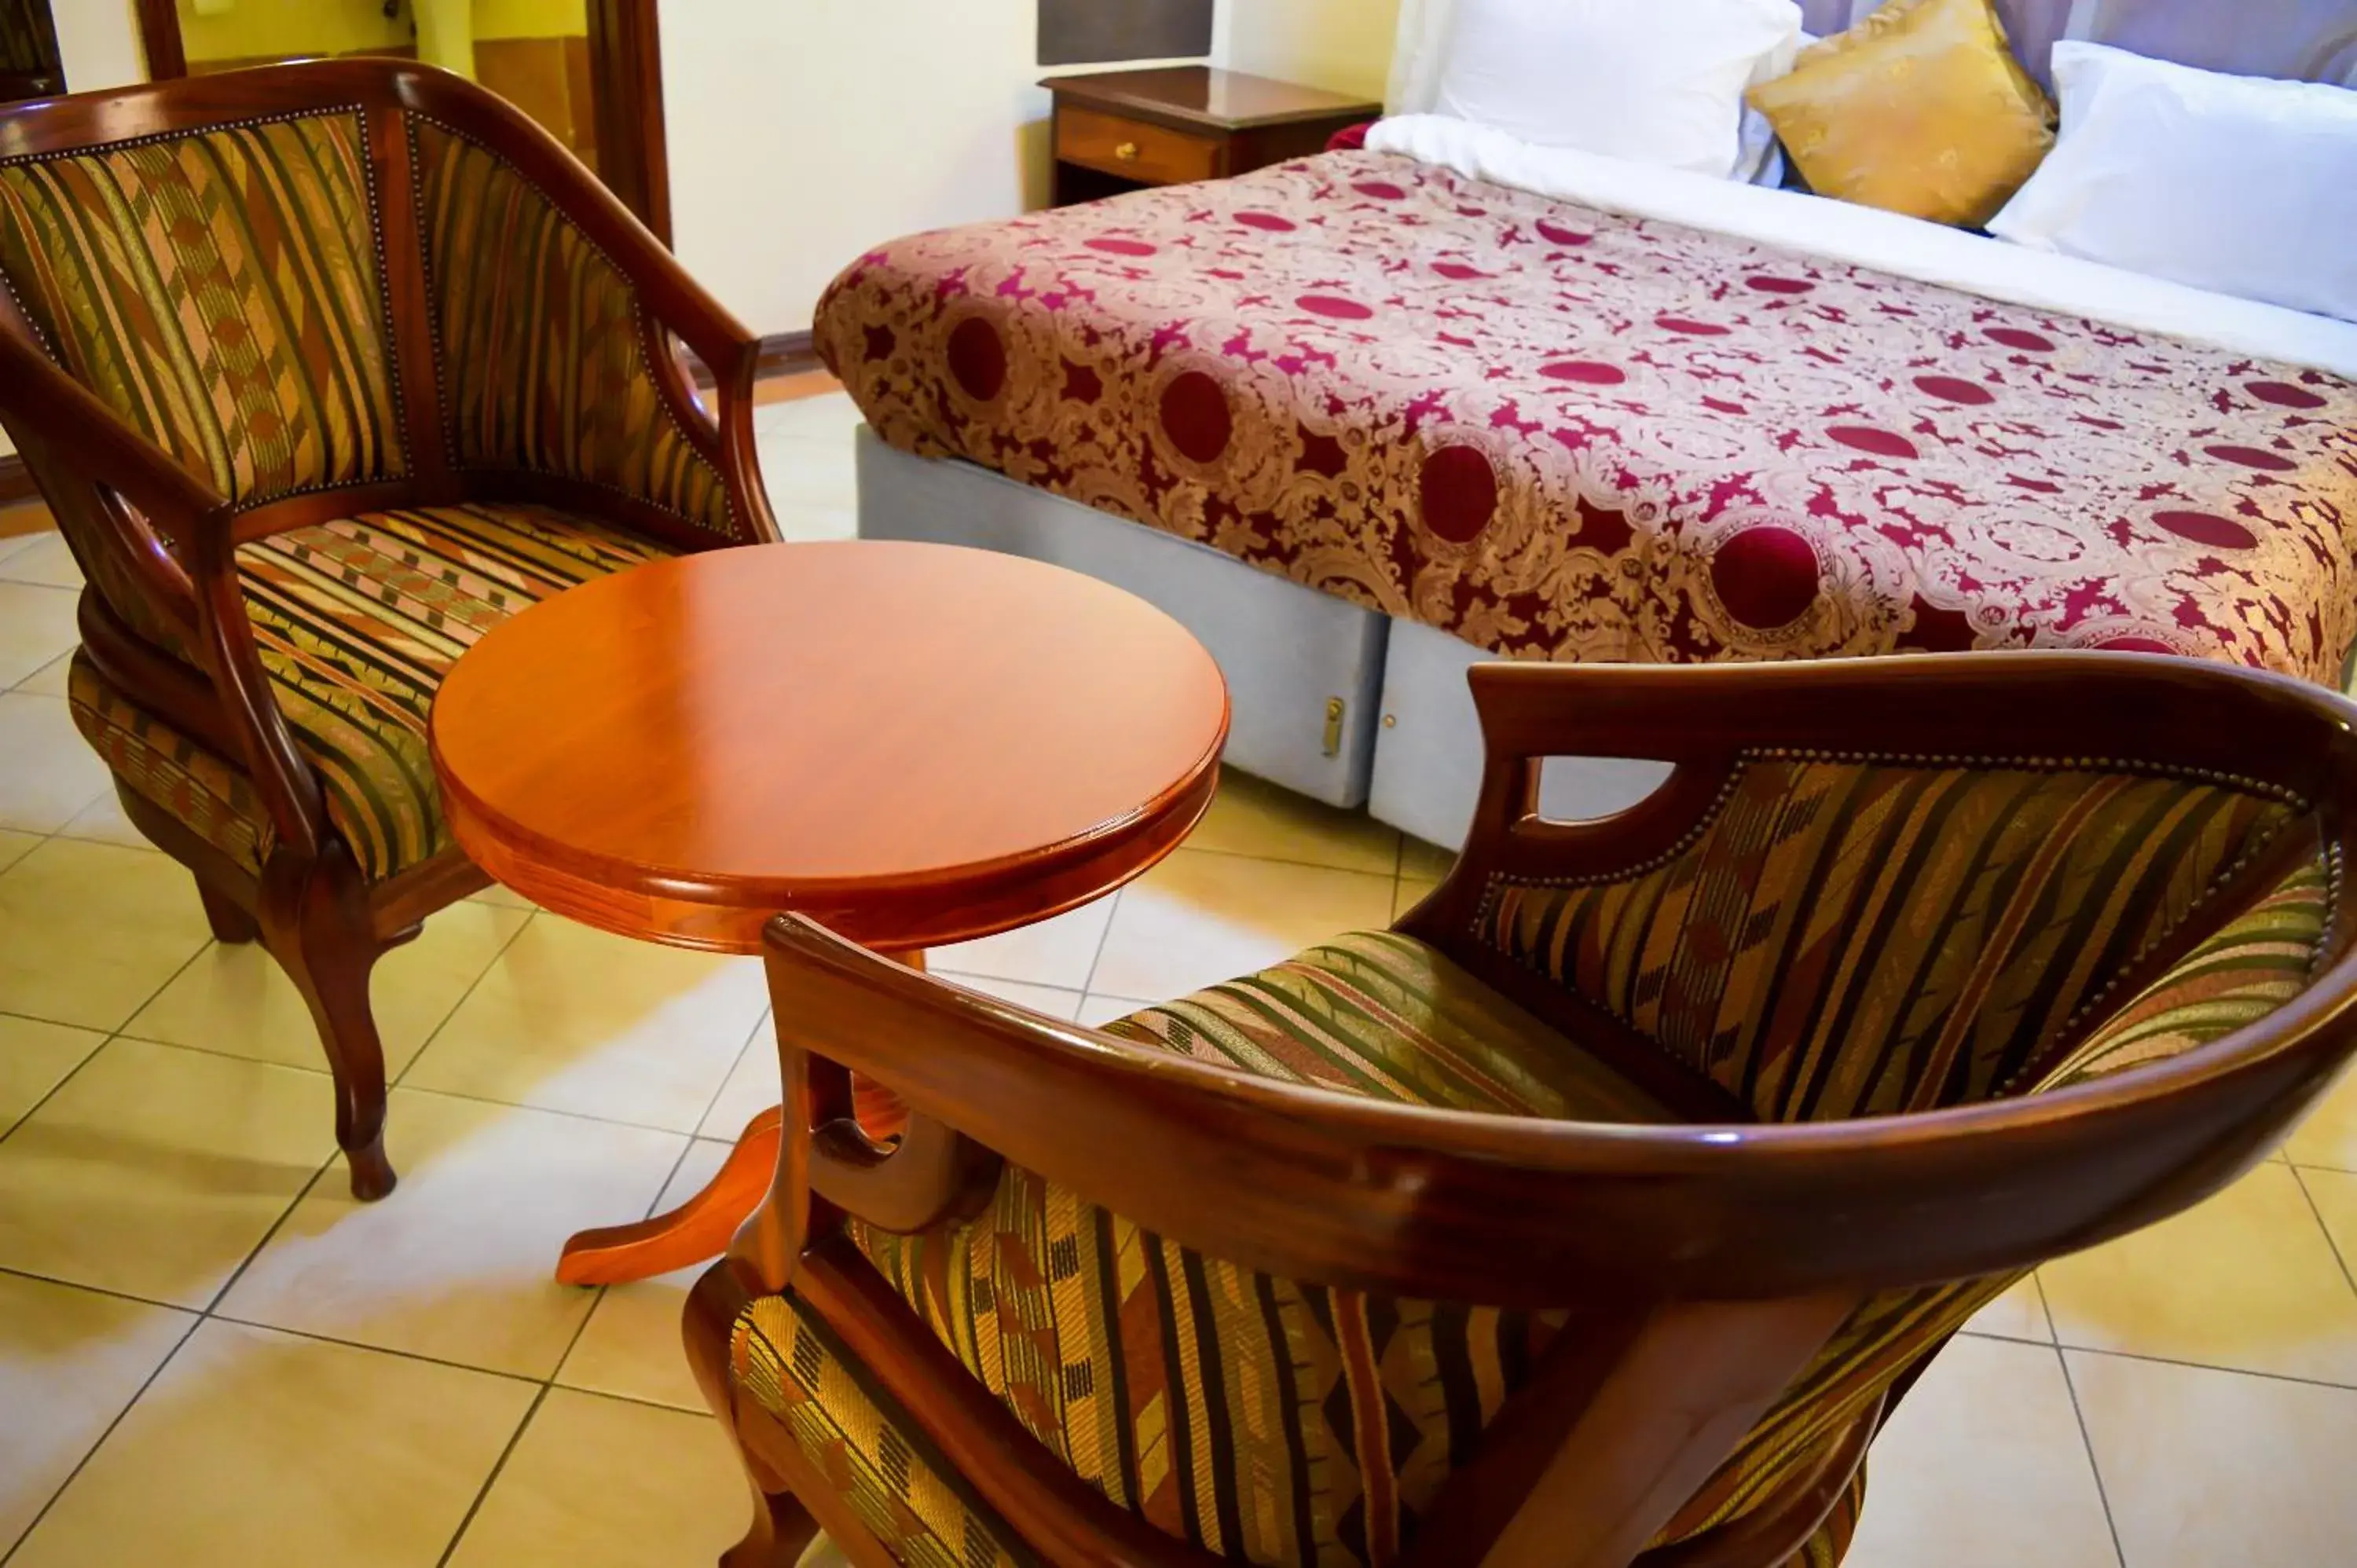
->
[2056,1340,2357,1394]
[2052,1344,2132,1568]
[1077,888,1126,998]
[1953,1325,2058,1348]
[86,1028,739,1141]
[198,1143,346,1317]
[391,903,543,1092]
[0,1261,195,1316]
[0,1306,204,1568]
[686,1006,779,1145]
[2289,1163,2357,1298]
[434,1381,555,1568]
[0,925,221,1154]
[0,1024,109,1154]
[1179,842,1403,878]
[199,1310,555,1390]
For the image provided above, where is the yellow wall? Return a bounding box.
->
[474,0,586,39]
[1222,0,1399,101]
[177,0,584,68]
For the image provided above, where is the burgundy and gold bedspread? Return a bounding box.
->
[816,150,2357,683]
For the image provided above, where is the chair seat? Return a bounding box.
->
[69,500,673,882]
[1099,929,1678,1119]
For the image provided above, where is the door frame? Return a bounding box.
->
[130,0,671,245]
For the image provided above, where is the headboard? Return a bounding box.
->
[1391,1,2357,112]
[1798,0,2357,87]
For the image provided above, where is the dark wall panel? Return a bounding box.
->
[1039,0,1213,67]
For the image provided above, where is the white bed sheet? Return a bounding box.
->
[1366,112,2357,381]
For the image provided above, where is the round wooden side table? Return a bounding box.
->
[429,540,1229,1285]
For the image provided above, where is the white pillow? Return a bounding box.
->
[1989,42,2357,322]
[1420,0,1805,180]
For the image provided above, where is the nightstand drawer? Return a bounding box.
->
[1056,105,1221,185]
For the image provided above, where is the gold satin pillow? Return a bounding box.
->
[1749,0,2056,228]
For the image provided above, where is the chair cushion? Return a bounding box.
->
[1101,929,1676,1119]
[68,500,672,881]
[736,1291,1037,1568]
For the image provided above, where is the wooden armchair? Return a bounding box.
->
[0,60,776,1198]
[688,652,2357,1568]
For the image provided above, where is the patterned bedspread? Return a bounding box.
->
[816,150,2357,683]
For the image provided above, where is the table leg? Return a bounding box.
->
[553,947,924,1288]
[556,1106,783,1286]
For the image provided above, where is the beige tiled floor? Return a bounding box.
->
[4,393,2357,1566]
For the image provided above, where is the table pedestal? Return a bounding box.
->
[554,949,922,1288]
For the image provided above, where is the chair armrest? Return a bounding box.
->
[0,328,333,857]
[746,913,1695,1309]
[0,329,223,543]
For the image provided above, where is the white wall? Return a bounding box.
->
[656,0,1402,341]
[1219,0,1399,101]
[660,0,1058,339]
[53,0,147,92]
[1,2,145,460]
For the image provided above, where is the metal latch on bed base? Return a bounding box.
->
[1322,697,1346,757]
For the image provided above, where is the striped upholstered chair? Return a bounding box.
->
[0,60,775,1197]
[687,654,2357,1568]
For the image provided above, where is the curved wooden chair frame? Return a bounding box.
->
[690,651,2357,1568]
[0,60,777,1197]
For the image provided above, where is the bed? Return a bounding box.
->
[832,1,2357,847]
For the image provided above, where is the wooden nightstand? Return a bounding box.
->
[1043,65,1381,207]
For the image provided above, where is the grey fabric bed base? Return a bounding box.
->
[856,429,1668,849]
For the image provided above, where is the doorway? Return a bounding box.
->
[130,0,671,243]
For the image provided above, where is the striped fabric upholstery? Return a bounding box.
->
[1655,849,2333,1558]
[852,1168,1574,1568]
[1475,756,2299,1123]
[66,654,271,872]
[67,502,668,881]
[410,119,742,540]
[2036,857,2332,1089]
[1104,930,1674,1119]
[237,501,670,878]
[735,934,1658,1567]
[735,1295,1036,1568]
[0,112,405,507]
[734,834,2330,1567]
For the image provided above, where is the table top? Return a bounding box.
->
[1040,66,1381,132]
[429,542,1229,954]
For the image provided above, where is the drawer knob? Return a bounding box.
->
[1115,141,1142,162]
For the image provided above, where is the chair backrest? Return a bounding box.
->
[1472,749,2311,1123]
[0,107,405,511]
[750,652,2357,1568]
[0,59,758,669]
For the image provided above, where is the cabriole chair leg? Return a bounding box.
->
[282,899,398,1202]
[724,1471,820,1568]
